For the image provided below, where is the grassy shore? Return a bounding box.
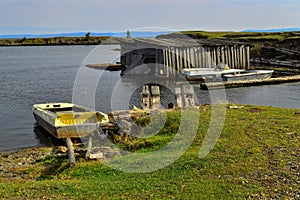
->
[0,36,117,46]
[168,31,300,41]
[0,105,300,199]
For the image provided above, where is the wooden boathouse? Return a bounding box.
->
[119,38,251,76]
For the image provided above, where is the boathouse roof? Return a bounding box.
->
[119,38,249,48]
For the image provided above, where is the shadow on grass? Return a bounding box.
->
[37,148,87,180]
[34,124,88,179]
[38,154,70,180]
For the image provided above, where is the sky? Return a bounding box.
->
[0,0,299,34]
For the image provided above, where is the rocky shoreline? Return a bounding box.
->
[0,147,53,181]
[0,143,122,181]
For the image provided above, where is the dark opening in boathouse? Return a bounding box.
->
[119,37,251,76]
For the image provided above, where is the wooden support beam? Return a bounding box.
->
[66,138,76,165]
[85,135,93,160]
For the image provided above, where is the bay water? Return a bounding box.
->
[0,45,299,152]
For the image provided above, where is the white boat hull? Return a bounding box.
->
[223,70,274,82]
[182,68,245,82]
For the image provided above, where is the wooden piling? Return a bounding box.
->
[141,85,150,110]
[182,85,195,107]
[150,86,161,109]
[175,87,182,108]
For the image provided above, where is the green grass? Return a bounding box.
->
[1,105,300,199]
[171,30,300,41]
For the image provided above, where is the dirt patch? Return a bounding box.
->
[247,108,264,113]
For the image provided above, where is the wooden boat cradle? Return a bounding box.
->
[33,103,117,165]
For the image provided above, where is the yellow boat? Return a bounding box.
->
[33,103,109,139]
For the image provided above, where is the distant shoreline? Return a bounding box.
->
[0,36,120,46]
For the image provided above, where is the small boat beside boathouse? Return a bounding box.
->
[33,103,109,139]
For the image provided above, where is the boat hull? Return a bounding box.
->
[223,70,274,82]
[33,103,109,139]
[182,68,245,82]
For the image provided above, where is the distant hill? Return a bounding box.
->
[2,28,299,39]
[0,31,174,39]
[242,27,300,32]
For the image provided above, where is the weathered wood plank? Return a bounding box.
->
[201,75,300,90]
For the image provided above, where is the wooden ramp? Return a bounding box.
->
[86,63,125,71]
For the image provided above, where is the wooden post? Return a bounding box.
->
[221,46,225,63]
[195,47,199,67]
[184,48,188,69]
[186,48,191,68]
[239,45,243,69]
[164,49,169,77]
[212,48,217,68]
[236,46,240,69]
[85,135,93,159]
[66,138,76,165]
[175,48,181,72]
[234,46,238,69]
[179,48,183,70]
[246,46,250,69]
[171,47,176,72]
[201,47,205,67]
[168,48,173,76]
[207,47,212,68]
[141,85,150,110]
[155,49,159,75]
[230,46,236,69]
[150,86,160,109]
[175,87,182,108]
[224,46,229,66]
[182,85,195,107]
[190,47,195,68]
[216,47,220,66]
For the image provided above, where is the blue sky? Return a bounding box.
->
[1,0,299,34]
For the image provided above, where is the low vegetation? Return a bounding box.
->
[0,105,300,199]
[0,36,113,46]
[169,31,300,41]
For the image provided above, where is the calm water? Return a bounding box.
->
[0,45,300,152]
